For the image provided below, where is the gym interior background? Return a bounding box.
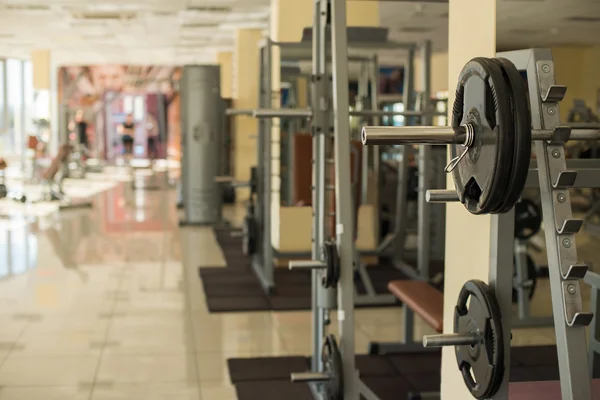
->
[0,0,598,399]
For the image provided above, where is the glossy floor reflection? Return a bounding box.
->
[0,179,568,400]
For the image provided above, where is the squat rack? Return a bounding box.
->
[363,48,599,399]
[230,34,446,300]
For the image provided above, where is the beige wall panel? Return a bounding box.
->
[442,1,496,398]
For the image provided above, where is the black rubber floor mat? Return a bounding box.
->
[235,380,312,400]
[228,346,563,400]
[200,228,445,313]
[228,356,310,382]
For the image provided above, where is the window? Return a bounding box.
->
[0,60,5,134]
[133,95,144,120]
[124,95,134,114]
[4,59,23,154]
[23,61,35,136]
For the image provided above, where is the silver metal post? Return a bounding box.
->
[310,0,334,374]
[499,48,592,399]
[417,39,433,280]
[331,0,358,398]
[422,333,481,348]
[404,46,415,115]
[530,57,591,399]
[369,55,381,244]
[489,212,515,399]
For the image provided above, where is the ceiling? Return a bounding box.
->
[0,0,599,66]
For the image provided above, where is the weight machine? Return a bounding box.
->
[228,29,445,307]
[363,48,599,399]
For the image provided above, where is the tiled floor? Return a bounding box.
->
[0,175,567,400]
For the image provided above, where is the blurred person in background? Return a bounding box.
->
[68,109,90,152]
[119,113,135,160]
[145,114,159,160]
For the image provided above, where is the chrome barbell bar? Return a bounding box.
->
[361,125,600,146]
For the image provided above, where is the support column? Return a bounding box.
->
[269,0,379,251]
[216,52,233,99]
[31,49,53,153]
[441,1,496,398]
[233,29,262,200]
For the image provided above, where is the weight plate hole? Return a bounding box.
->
[464,178,482,210]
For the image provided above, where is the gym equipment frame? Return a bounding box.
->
[363,48,600,400]
[228,30,445,303]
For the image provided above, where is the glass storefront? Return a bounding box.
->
[0,58,34,156]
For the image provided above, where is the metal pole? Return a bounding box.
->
[369,55,381,243]
[311,0,336,373]
[359,60,369,206]
[330,0,357,397]
[403,47,415,118]
[508,49,591,399]
[263,39,274,289]
[417,39,432,280]
[489,212,515,399]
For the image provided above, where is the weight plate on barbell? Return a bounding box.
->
[491,57,533,213]
[514,198,542,240]
[451,58,514,215]
[321,241,340,288]
[454,279,505,399]
[322,334,343,400]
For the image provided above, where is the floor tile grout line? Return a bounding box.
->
[87,268,127,400]
[0,319,32,370]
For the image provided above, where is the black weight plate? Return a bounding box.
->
[475,57,515,214]
[514,198,542,239]
[451,58,513,214]
[321,242,340,288]
[454,280,505,399]
[322,334,343,400]
[492,57,532,213]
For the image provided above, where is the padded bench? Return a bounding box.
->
[369,279,444,356]
[388,280,444,334]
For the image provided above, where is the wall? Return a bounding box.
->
[547,45,600,121]
[414,51,449,94]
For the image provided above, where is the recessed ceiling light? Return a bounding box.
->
[181,22,220,29]
[566,16,600,22]
[2,4,50,11]
[186,6,231,13]
[398,27,433,33]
